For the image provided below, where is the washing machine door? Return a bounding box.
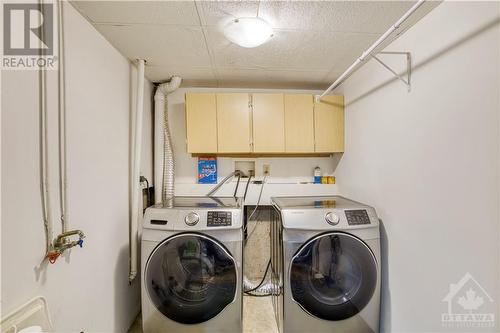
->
[145,233,237,324]
[290,232,377,321]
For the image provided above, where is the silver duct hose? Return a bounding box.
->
[243,276,279,296]
[161,94,175,204]
[154,76,182,206]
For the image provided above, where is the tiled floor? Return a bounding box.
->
[128,296,278,333]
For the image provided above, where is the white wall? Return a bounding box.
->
[1,3,151,331]
[164,87,341,203]
[335,1,500,332]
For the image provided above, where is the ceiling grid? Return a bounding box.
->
[71,1,438,88]
[194,1,220,87]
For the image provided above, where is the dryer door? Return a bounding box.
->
[145,233,237,324]
[290,232,377,321]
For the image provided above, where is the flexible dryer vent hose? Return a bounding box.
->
[243,276,279,296]
[162,98,175,204]
[154,76,181,205]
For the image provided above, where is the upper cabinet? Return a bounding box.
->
[185,92,344,155]
[314,95,344,153]
[284,94,315,153]
[185,93,217,153]
[216,93,252,153]
[252,93,285,153]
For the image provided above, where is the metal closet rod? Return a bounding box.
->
[319,0,426,100]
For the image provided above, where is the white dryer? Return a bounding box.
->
[141,196,243,333]
[271,196,381,333]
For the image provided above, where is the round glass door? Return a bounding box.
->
[290,232,377,321]
[145,233,237,324]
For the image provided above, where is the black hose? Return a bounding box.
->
[243,175,253,201]
[233,173,241,198]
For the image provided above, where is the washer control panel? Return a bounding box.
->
[345,209,371,225]
[207,211,232,227]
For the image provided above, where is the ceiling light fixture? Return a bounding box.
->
[223,17,273,48]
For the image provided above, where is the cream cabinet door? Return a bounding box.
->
[252,93,285,153]
[185,93,218,153]
[314,95,344,153]
[284,94,314,153]
[216,93,251,153]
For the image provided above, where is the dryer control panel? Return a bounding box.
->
[207,211,232,227]
[345,209,371,225]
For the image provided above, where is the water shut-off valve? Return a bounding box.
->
[46,230,86,264]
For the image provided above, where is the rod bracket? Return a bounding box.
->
[371,51,412,92]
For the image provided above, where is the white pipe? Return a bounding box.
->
[319,0,426,99]
[57,0,68,232]
[39,0,52,254]
[153,76,182,205]
[129,59,145,282]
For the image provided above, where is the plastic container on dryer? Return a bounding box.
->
[313,166,321,184]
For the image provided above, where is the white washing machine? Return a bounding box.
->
[141,196,243,333]
[271,196,381,333]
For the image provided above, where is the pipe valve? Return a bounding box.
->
[46,230,86,264]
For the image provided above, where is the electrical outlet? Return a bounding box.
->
[263,164,271,176]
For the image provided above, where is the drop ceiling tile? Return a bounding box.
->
[215,68,329,89]
[94,24,211,68]
[71,1,199,25]
[321,69,350,85]
[196,1,259,27]
[259,1,417,33]
[321,2,443,83]
[71,0,440,89]
[207,26,379,72]
[145,66,216,86]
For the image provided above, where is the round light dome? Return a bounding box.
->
[223,17,273,48]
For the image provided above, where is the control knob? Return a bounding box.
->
[325,212,340,225]
[185,212,200,226]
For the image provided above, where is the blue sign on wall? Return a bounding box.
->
[198,157,217,184]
